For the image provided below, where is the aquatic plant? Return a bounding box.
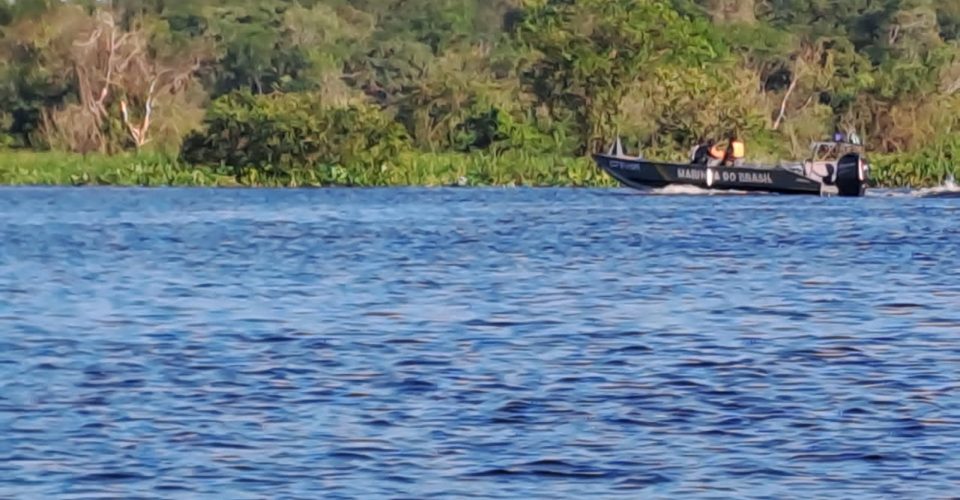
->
[0,149,619,188]
[868,136,960,188]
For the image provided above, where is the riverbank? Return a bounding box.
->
[0,149,615,188]
[0,150,237,187]
[0,149,954,189]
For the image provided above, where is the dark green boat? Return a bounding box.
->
[593,139,870,197]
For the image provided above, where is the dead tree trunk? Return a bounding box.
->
[41,7,207,153]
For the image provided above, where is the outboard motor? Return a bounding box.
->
[835,153,869,197]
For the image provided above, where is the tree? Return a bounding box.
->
[16,5,212,152]
[515,0,722,153]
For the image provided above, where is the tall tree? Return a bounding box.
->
[515,0,722,152]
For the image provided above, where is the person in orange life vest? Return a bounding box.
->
[705,134,744,167]
[706,140,726,167]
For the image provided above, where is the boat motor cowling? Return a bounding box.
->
[835,153,869,197]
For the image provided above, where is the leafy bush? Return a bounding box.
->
[180,90,411,183]
[870,135,960,188]
[451,106,554,155]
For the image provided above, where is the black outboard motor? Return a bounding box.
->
[835,152,869,197]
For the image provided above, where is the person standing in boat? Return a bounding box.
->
[724,132,745,166]
[704,133,744,167]
[707,140,726,166]
[707,132,745,167]
[690,135,715,165]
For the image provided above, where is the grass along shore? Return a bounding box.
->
[0,148,955,189]
[0,149,616,188]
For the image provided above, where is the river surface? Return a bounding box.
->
[0,186,958,499]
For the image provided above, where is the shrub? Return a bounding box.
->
[180,90,411,183]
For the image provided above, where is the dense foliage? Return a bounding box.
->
[2,0,960,186]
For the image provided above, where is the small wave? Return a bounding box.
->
[75,471,153,482]
[648,184,749,196]
[914,177,960,197]
[4,186,960,498]
[871,177,960,198]
[865,188,914,198]
[466,459,619,479]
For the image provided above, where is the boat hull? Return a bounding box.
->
[592,153,867,197]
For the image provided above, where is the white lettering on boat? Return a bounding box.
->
[609,162,776,184]
[737,171,774,184]
[678,168,774,184]
[677,168,706,180]
[609,160,642,171]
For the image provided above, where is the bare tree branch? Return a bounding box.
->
[772,74,798,130]
[43,7,211,152]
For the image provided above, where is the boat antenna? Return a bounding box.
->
[612,136,625,157]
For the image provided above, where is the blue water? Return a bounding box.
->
[1,187,958,499]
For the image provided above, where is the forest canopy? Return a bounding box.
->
[2,0,959,170]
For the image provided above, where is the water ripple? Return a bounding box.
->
[0,187,957,498]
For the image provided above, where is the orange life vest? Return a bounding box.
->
[709,144,726,159]
[730,140,745,159]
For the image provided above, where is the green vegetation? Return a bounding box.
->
[0,150,234,186]
[0,148,612,187]
[1,0,960,188]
